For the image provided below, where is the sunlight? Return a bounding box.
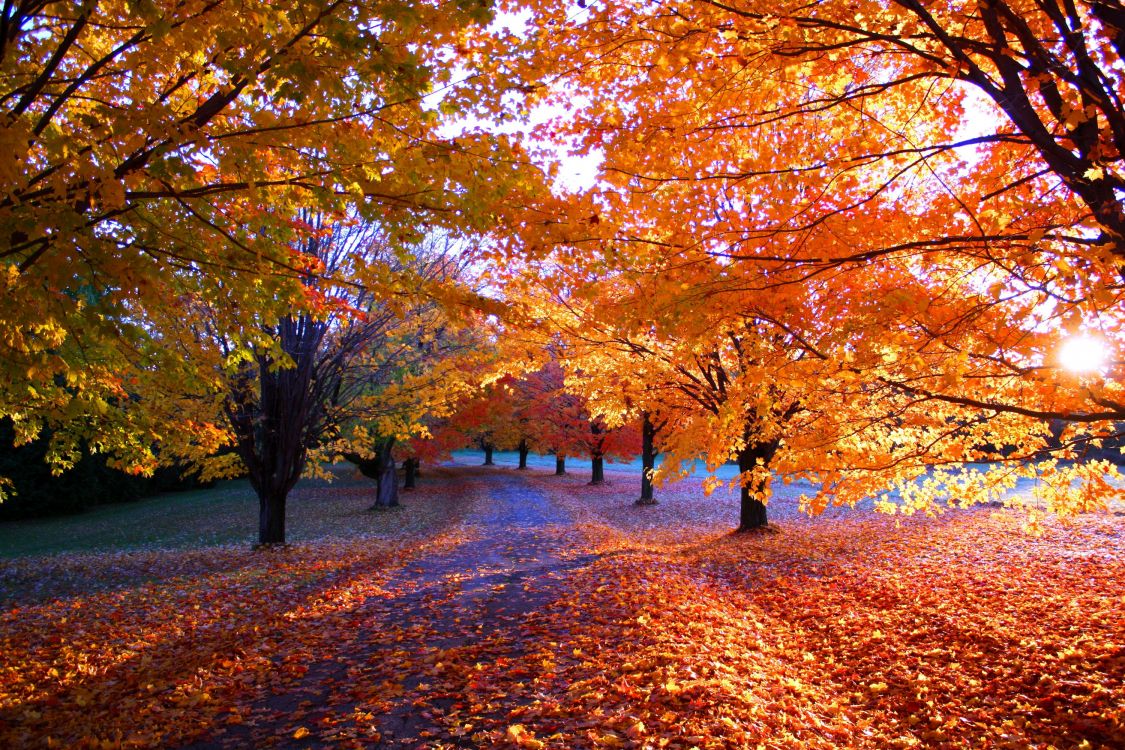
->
[1059,335,1108,373]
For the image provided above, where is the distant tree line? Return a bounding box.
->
[0,420,210,520]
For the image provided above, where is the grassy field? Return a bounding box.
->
[4,453,1119,560]
[0,465,487,609]
[0,465,458,559]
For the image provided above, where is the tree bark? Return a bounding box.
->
[588,421,606,485]
[344,437,397,509]
[482,441,494,466]
[736,437,779,532]
[238,366,305,546]
[555,454,566,475]
[517,439,529,470]
[589,454,605,485]
[403,458,417,490]
[247,468,300,547]
[257,488,287,546]
[373,439,399,508]
[637,412,657,505]
[376,449,399,508]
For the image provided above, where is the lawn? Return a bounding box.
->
[0,465,467,560]
[0,465,484,605]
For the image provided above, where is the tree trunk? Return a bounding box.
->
[637,412,657,505]
[373,439,399,508]
[589,421,606,485]
[232,353,312,548]
[344,437,397,509]
[257,488,287,546]
[589,454,605,485]
[483,441,494,466]
[377,457,399,508]
[736,437,779,532]
[555,454,566,475]
[240,405,304,548]
[517,439,529,470]
[403,458,417,490]
[238,315,329,549]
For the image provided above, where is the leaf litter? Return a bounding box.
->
[0,465,1122,749]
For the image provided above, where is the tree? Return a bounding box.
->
[445,383,513,465]
[492,372,558,469]
[336,271,491,511]
[344,436,401,510]
[1,0,539,487]
[517,0,1125,279]
[578,318,804,530]
[495,347,642,485]
[402,420,475,477]
[177,220,480,544]
[444,365,583,471]
[505,374,549,469]
[516,359,595,480]
[491,0,1124,519]
[637,412,666,505]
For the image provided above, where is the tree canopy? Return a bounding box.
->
[2,0,1122,530]
[475,0,1124,524]
[1,0,536,479]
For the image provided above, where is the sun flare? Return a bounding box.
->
[1059,335,1108,373]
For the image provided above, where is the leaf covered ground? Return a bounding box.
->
[2,464,1123,749]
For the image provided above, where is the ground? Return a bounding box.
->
[1,460,1123,749]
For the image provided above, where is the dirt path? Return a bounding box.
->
[366,468,598,746]
[186,467,596,749]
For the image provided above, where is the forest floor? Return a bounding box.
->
[1,462,1124,749]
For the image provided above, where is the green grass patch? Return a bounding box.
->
[0,465,470,559]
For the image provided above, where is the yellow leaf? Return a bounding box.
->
[292,727,310,739]
[506,724,545,749]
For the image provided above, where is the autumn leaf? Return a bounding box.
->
[506,723,545,748]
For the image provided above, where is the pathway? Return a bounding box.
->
[186,467,597,748]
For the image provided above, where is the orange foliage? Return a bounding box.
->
[482,0,1125,522]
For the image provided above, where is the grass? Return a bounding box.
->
[0,465,486,607]
[0,464,460,559]
[5,456,1120,559]
[0,480,255,558]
